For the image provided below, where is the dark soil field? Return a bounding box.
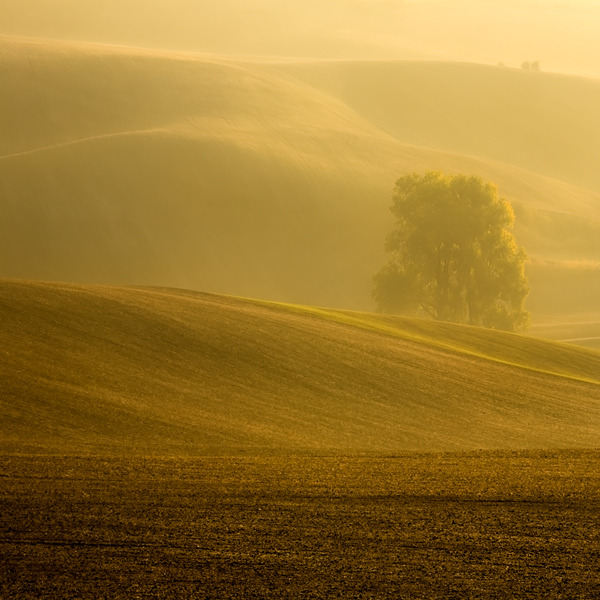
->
[2,451,599,599]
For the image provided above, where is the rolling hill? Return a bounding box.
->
[1,35,599,329]
[3,8,600,596]
[1,279,599,454]
[4,0,600,77]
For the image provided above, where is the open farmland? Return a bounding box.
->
[2,452,600,599]
[1,280,600,596]
[2,3,600,596]
[2,280,600,455]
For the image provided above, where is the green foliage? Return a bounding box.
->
[374,171,530,331]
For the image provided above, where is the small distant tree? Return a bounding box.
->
[373,171,530,331]
[521,60,541,71]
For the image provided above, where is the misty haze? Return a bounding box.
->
[1,1,599,598]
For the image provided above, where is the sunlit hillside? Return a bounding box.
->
[3,6,600,596]
[1,280,599,454]
[1,36,599,331]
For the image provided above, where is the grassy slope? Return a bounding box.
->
[1,37,599,321]
[1,279,599,454]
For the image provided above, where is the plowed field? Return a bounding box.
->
[2,452,599,599]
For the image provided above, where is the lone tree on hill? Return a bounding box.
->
[373,171,529,331]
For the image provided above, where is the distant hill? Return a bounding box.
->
[1,279,599,454]
[3,0,600,77]
[1,36,599,325]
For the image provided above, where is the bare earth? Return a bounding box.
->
[2,452,599,599]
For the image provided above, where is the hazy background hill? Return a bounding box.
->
[1,36,599,330]
[1,1,600,342]
[2,280,599,454]
[4,0,600,77]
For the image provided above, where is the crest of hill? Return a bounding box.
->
[4,0,600,77]
[1,279,599,455]
[274,60,600,195]
[1,37,599,318]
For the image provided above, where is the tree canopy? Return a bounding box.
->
[373,171,529,331]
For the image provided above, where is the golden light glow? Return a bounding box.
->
[1,0,599,332]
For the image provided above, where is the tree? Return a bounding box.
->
[373,171,529,331]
